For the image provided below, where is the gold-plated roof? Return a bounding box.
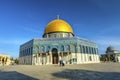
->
[44,19,74,34]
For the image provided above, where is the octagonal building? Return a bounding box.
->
[19,18,100,65]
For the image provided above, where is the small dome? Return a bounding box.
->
[44,19,74,35]
[107,46,116,51]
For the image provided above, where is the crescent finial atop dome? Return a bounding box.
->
[57,15,60,20]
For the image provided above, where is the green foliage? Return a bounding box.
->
[14,58,19,64]
[10,57,13,60]
[100,54,116,62]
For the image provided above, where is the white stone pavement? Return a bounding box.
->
[0,62,120,80]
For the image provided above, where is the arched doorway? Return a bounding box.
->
[52,48,59,64]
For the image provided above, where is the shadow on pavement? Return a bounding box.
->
[52,69,120,80]
[0,71,39,80]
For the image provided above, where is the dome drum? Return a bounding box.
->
[43,32,74,38]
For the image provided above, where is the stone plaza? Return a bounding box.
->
[0,63,120,80]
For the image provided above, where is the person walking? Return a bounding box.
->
[62,60,65,66]
[59,60,63,66]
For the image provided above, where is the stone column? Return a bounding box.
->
[36,54,38,65]
[49,53,51,64]
[93,53,95,62]
[40,53,42,65]
[87,47,90,62]
[45,53,48,64]
[67,52,69,64]
[70,53,72,64]
[92,48,95,62]
[81,46,84,63]
[34,56,36,65]
[38,53,40,65]
[58,52,60,61]
[95,48,97,62]
[49,52,52,64]
[84,47,87,62]
[75,52,77,63]
[58,52,60,64]
[62,52,63,60]
[48,53,50,64]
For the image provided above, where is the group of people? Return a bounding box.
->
[59,60,65,66]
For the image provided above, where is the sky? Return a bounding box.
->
[0,0,120,58]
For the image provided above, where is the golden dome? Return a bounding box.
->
[44,19,74,34]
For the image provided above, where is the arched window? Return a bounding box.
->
[89,47,92,54]
[79,45,82,53]
[82,46,85,53]
[28,48,30,55]
[27,49,28,55]
[61,45,64,51]
[34,45,39,53]
[23,50,24,56]
[71,44,76,52]
[96,48,98,54]
[86,46,88,54]
[25,49,27,56]
[60,34,63,38]
[41,46,45,52]
[66,45,70,52]
[91,47,94,54]
[30,47,33,55]
[46,46,50,52]
[53,34,56,38]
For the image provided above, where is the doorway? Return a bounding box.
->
[52,48,58,64]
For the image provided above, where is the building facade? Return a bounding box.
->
[101,46,120,62]
[19,19,100,65]
[0,54,11,65]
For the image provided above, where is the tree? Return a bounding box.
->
[10,57,13,61]
[14,58,19,64]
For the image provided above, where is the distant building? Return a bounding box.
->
[19,18,100,65]
[0,54,11,65]
[101,46,120,62]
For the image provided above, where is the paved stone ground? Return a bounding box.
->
[0,62,120,80]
